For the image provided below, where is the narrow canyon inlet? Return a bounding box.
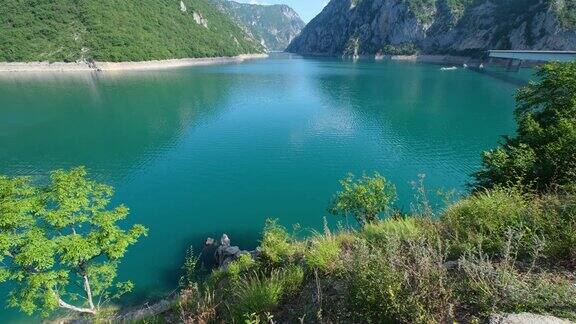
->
[0,54,524,322]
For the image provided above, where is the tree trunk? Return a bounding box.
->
[58,298,96,314]
[56,274,97,315]
[83,274,95,310]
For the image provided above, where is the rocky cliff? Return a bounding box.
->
[211,0,305,51]
[287,0,576,57]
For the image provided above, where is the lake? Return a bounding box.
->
[0,54,526,322]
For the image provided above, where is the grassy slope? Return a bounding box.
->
[0,0,264,62]
[162,189,576,323]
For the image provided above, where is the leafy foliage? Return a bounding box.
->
[0,167,147,317]
[179,246,200,288]
[474,62,576,192]
[404,0,437,25]
[329,172,397,226]
[556,0,576,29]
[0,0,264,62]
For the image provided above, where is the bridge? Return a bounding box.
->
[488,50,576,62]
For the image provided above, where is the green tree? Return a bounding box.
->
[474,62,576,192]
[0,167,147,317]
[329,172,397,226]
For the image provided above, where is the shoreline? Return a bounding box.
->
[388,54,472,64]
[290,52,541,68]
[386,54,542,68]
[0,54,268,73]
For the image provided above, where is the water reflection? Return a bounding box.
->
[293,59,518,203]
[0,69,237,183]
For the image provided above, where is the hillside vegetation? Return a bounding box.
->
[0,0,264,62]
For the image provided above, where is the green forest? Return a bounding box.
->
[0,0,264,62]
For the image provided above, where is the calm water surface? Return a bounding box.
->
[0,54,526,322]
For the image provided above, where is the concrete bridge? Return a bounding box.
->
[489,50,576,62]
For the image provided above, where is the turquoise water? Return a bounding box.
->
[0,54,524,322]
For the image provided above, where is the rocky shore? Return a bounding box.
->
[0,54,268,73]
[386,54,540,68]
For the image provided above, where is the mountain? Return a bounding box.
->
[287,0,576,57]
[0,0,264,62]
[210,0,305,51]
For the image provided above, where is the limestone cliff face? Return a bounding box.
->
[287,0,576,56]
[211,0,305,51]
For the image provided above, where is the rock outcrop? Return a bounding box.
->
[211,0,305,51]
[490,312,574,324]
[287,0,576,57]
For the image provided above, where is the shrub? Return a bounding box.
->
[532,193,576,263]
[259,219,298,265]
[345,237,452,323]
[329,172,397,226]
[442,188,576,264]
[441,187,537,259]
[456,246,576,320]
[473,62,576,192]
[304,236,341,272]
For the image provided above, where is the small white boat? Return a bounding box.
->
[440,66,458,71]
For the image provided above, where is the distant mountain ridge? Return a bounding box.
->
[0,0,264,62]
[211,0,305,51]
[287,0,576,57]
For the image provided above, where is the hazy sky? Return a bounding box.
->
[235,0,328,23]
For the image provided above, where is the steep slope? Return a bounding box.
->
[287,0,576,57]
[0,0,264,62]
[210,0,305,51]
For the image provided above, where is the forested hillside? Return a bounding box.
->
[0,0,265,62]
